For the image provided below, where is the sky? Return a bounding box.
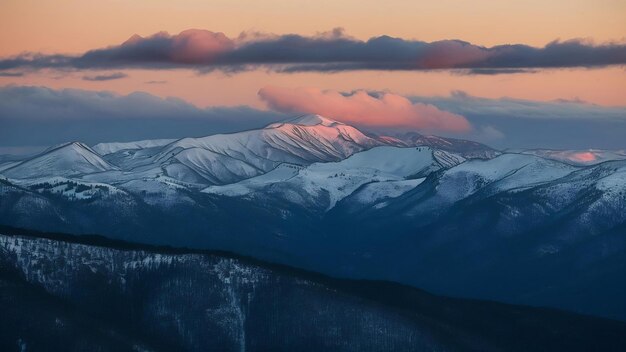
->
[0,0,625,153]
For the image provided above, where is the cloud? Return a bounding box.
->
[409,91,626,149]
[552,97,587,104]
[477,125,505,140]
[258,86,470,131]
[1,29,625,74]
[0,85,285,149]
[82,72,128,81]
[1,85,624,151]
[0,72,24,77]
[423,90,626,120]
[569,152,597,163]
[460,68,537,75]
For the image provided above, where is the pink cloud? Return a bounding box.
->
[122,29,235,64]
[170,29,234,63]
[258,86,471,132]
[569,152,597,163]
[418,40,491,69]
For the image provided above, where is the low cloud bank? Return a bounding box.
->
[258,86,471,132]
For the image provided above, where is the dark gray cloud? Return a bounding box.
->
[461,68,538,75]
[1,29,625,74]
[82,72,128,81]
[408,91,626,149]
[0,85,285,152]
[0,72,24,77]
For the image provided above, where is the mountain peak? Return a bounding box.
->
[270,114,344,128]
[57,141,91,151]
[2,141,117,179]
[45,141,86,150]
[291,114,343,127]
[43,142,110,159]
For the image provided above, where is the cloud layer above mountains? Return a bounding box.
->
[258,86,470,131]
[0,85,284,152]
[0,85,624,153]
[1,29,625,74]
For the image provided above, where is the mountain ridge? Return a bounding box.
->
[2,142,118,179]
[0,115,624,322]
[1,226,625,351]
[3,114,498,186]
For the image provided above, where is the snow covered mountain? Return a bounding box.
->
[147,114,382,184]
[0,114,495,187]
[73,114,385,186]
[0,115,625,322]
[405,153,579,214]
[204,146,460,210]
[1,142,118,179]
[387,132,500,159]
[92,138,176,155]
[0,115,497,188]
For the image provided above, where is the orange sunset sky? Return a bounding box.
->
[1,0,625,108]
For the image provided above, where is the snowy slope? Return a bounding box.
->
[534,160,626,232]
[586,161,626,225]
[1,142,118,179]
[393,154,582,221]
[153,114,382,184]
[8,176,126,200]
[0,161,21,172]
[205,146,440,209]
[203,163,302,197]
[595,161,626,193]
[352,178,426,206]
[434,153,578,203]
[92,138,176,155]
[390,132,500,159]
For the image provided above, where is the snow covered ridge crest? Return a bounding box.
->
[0,114,495,186]
[0,114,624,212]
[2,142,118,179]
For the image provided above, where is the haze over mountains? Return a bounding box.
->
[0,114,624,322]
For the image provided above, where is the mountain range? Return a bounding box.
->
[0,114,624,322]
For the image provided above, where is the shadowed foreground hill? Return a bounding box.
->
[0,227,624,352]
